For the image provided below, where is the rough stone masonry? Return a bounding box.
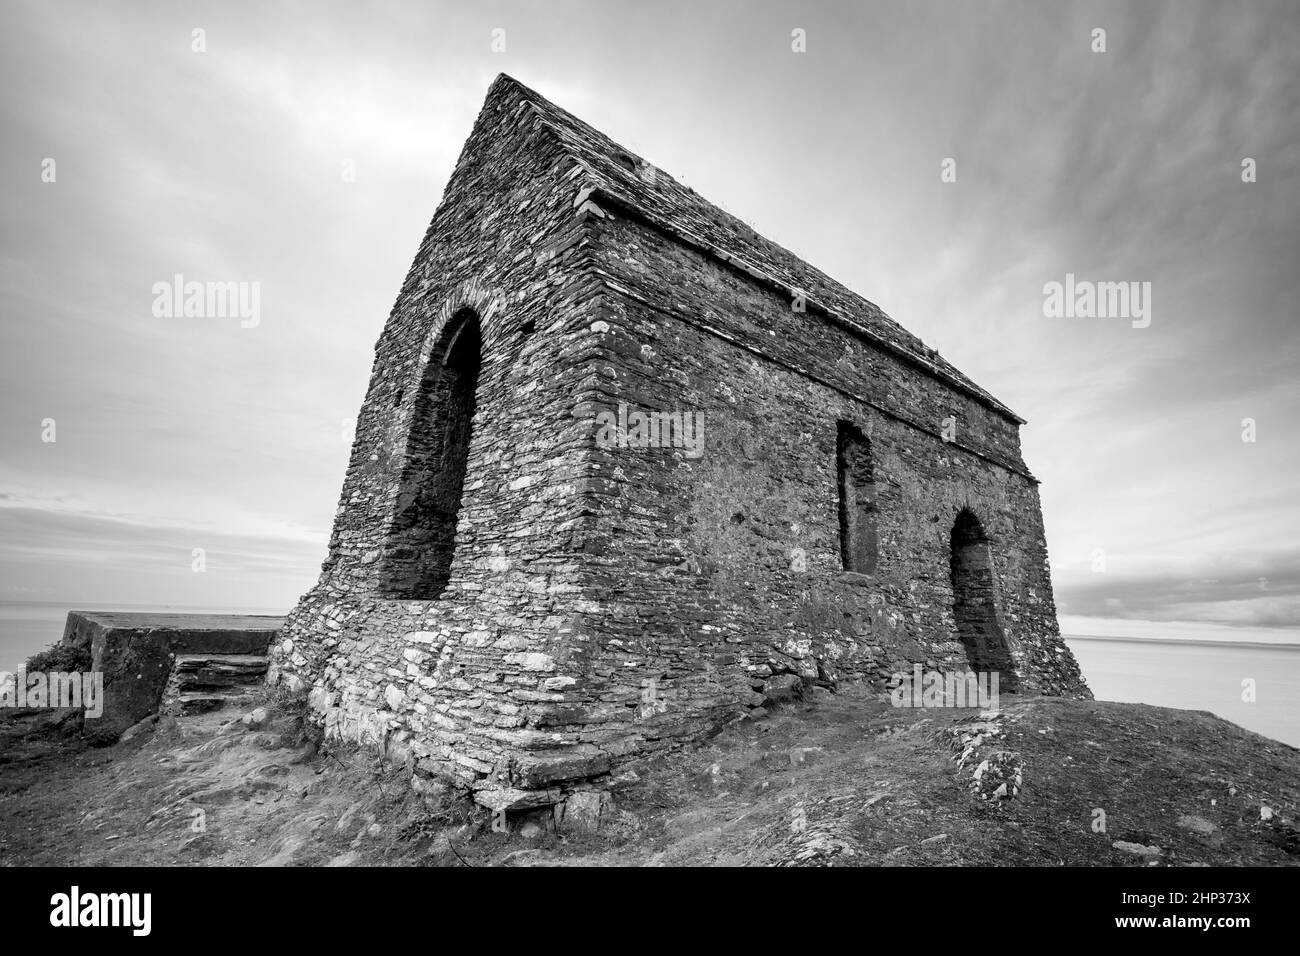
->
[268,74,1091,815]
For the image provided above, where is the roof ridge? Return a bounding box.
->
[483,74,1025,425]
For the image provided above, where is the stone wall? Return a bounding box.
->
[270,78,622,806]
[552,209,1090,753]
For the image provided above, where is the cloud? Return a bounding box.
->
[0,0,1296,638]
[0,493,325,607]
[1056,547,1300,628]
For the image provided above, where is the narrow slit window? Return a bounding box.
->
[837,421,878,574]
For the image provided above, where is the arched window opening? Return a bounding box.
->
[380,308,482,599]
[837,421,878,574]
[950,509,1018,690]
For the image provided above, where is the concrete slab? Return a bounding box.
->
[56,611,284,741]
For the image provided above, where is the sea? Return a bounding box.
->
[1,602,1296,747]
[1063,635,1299,747]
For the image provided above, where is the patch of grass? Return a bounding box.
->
[263,683,323,750]
[24,641,92,674]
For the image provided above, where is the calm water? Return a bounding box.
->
[1064,635,1300,747]
[2,604,1295,747]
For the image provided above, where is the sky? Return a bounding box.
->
[1,0,1297,642]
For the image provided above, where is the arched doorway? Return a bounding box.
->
[950,509,1018,691]
[380,308,482,598]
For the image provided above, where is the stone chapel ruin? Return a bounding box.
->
[269,74,1091,813]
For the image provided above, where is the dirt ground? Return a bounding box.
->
[2,685,1297,866]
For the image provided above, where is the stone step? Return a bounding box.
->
[175,688,260,716]
[171,654,269,691]
[164,654,269,716]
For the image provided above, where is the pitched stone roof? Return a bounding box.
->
[489,74,1025,425]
